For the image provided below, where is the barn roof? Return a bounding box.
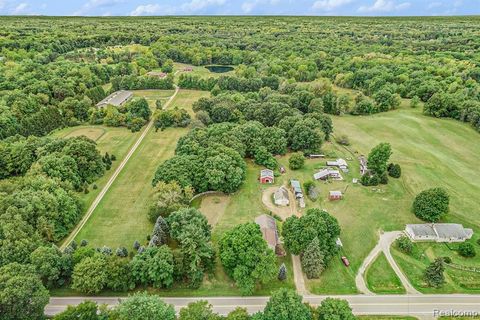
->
[255,214,279,250]
[329,191,342,196]
[290,179,302,194]
[260,169,274,179]
[96,90,133,107]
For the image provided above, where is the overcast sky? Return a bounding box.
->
[0,0,478,16]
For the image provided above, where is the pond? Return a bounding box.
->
[205,65,234,73]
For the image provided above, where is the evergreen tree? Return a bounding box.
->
[424,258,445,288]
[300,237,325,279]
[278,263,287,281]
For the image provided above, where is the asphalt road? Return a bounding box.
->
[46,295,480,318]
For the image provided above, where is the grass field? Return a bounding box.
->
[173,62,234,81]
[366,253,406,294]
[331,107,480,294]
[74,90,209,248]
[51,125,140,213]
[209,106,480,294]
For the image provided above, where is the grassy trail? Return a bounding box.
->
[73,89,209,248]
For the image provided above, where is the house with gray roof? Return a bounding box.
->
[405,223,473,243]
[96,90,133,109]
[273,186,289,206]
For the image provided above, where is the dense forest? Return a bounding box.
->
[1,16,479,140]
[1,16,480,318]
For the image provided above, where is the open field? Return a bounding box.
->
[198,194,231,227]
[74,90,208,248]
[201,106,480,294]
[51,125,140,213]
[332,108,480,293]
[366,252,406,294]
[173,62,234,81]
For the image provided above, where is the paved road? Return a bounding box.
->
[356,231,420,295]
[46,295,480,318]
[60,85,180,249]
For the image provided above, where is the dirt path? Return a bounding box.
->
[60,85,180,250]
[261,186,294,220]
[355,231,421,295]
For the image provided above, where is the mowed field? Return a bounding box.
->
[198,106,480,295]
[51,125,140,211]
[366,252,405,294]
[329,107,480,294]
[74,90,209,248]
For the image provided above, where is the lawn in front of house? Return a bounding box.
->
[366,252,406,294]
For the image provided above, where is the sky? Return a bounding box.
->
[0,0,478,16]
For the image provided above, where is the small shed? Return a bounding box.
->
[359,155,368,176]
[313,169,330,180]
[260,169,274,184]
[290,180,303,198]
[183,67,193,72]
[255,214,279,252]
[274,186,290,206]
[329,191,343,201]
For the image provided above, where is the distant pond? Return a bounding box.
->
[205,65,234,73]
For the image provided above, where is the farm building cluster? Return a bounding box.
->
[405,223,473,243]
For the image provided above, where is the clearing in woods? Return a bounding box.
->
[74,90,209,248]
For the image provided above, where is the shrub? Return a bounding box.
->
[335,134,350,146]
[289,152,305,170]
[458,242,476,258]
[413,187,449,222]
[443,256,452,264]
[396,236,413,254]
[388,163,402,178]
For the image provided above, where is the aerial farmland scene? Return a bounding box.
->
[0,1,479,319]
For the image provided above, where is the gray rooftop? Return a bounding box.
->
[290,180,302,194]
[406,224,437,237]
[434,224,470,239]
[260,169,274,178]
[274,186,289,201]
[96,90,133,107]
[407,223,473,240]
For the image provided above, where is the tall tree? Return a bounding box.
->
[0,263,49,320]
[219,223,277,295]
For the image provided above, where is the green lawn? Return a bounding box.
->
[74,90,209,249]
[366,252,406,294]
[51,125,140,216]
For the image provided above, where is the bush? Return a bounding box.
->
[413,187,449,222]
[360,173,379,186]
[388,163,402,178]
[396,236,413,254]
[289,152,305,170]
[458,242,476,258]
[477,238,480,246]
[335,134,350,146]
[443,256,452,264]
[379,171,389,184]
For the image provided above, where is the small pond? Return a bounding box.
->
[205,65,234,73]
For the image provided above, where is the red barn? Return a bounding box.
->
[259,169,274,184]
[329,190,343,201]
